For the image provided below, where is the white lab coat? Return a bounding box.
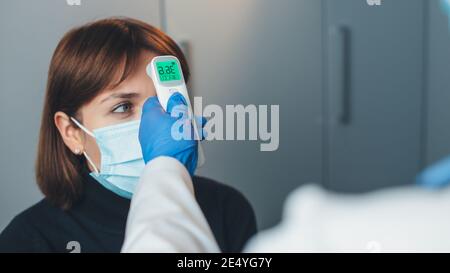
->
[121,156,220,252]
[123,157,450,253]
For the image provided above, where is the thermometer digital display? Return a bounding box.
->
[156,60,181,82]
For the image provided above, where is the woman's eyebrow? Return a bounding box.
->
[100,92,140,103]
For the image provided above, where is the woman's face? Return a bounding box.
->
[70,51,157,172]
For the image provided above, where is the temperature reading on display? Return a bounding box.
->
[156,60,181,82]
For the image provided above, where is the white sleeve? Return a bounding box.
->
[121,156,220,253]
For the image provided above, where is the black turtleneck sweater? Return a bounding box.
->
[0,172,257,253]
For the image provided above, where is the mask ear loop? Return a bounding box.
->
[70,117,95,137]
[83,151,99,175]
[70,117,100,174]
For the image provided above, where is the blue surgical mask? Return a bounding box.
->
[71,118,145,199]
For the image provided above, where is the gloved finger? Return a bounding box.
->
[194,116,207,128]
[416,155,450,189]
[194,116,208,140]
[142,96,163,114]
[175,116,206,141]
[167,92,187,114]
[170,104,189,120]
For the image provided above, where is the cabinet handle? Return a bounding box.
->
[329,26,351,125]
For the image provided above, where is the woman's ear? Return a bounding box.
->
[54,111,85,155]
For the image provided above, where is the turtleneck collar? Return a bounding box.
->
[70,170,131,233]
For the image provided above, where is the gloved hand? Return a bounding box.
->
[139,92,205,176]
[442,0,450,14]
[416,155,450,189]
[442,0,450,25]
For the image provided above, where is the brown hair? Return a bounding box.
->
[36,17,190,209]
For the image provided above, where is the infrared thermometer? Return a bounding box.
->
[146,55,205,167]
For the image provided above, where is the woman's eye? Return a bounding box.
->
[112,102,133,114]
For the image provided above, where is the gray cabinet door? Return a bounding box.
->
[0,0,161,231]
[425,0,450,166]
[165,0,324,229]
[325,0,425,192]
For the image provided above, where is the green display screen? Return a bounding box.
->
[156,60,181,82]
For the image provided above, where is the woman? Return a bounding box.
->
[0,17,256,253]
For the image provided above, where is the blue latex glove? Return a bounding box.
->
[416,155,450,189]
[139,92,204,176]
[442,0,450,14]
[442,0,450,26]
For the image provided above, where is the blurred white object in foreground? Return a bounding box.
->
[245,184,450,252]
